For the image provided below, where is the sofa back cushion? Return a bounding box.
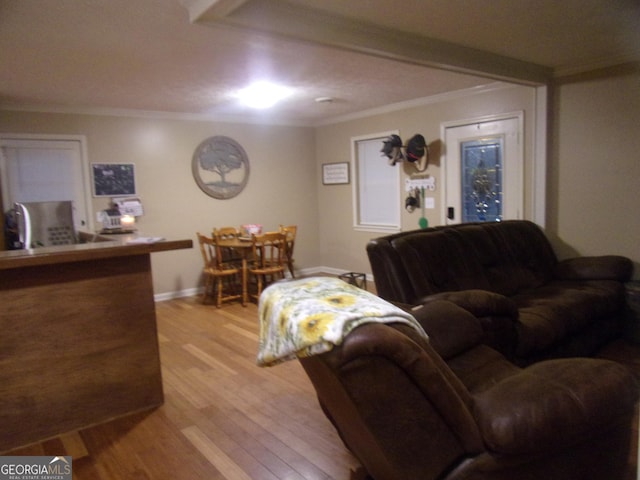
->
[381,221,559,301]
[393,230,490,298]
[447,225,521,296]
[367,236,416,304]
[486,220,558,290]
[454,221,558,295]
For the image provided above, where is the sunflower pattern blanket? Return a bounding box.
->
[257,276,428,367]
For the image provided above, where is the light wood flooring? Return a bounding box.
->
[7,296,362,479]
[7,295,640,479]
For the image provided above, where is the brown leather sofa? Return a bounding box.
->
[299,300,639,480]
[366,220,633,365]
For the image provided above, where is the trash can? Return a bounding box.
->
[338,272,367,290]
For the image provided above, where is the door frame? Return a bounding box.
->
[440,85,548,227]
[0,133,94,231]
[442,112,523,224]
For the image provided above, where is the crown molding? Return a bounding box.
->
[314,82,515,127]
[0,103,316,128]
[553,52,640,79]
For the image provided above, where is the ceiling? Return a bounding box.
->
[1,0,638,126]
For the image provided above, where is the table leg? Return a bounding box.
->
[242,257,248,306]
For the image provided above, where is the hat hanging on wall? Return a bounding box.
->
[381,134,429,172]
[380,134,404,166]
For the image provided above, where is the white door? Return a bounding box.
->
[0,137,91,231]
[444,115,522,224]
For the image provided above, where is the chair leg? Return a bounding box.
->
[256,274,264,300]
[287,260,295,278]
[216,277,223,308]
[202,276,213,304]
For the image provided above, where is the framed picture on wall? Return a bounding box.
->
[92,163,136,197]
[322,162,350,185]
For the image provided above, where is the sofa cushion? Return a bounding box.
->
[446,344,521,394]
[513,279,627,357]
[472,357,638,455]
[483,220,558,290]
[393,231,490,297]
[447,225,524,296]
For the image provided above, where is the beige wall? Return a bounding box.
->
[547,64,640,278]
[2,64,638,297]
[0,111,320,295]
[315,84,538,276]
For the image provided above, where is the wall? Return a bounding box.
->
[314,84,538,276]
[548,63,640,279]
[2,65,638,297]
[0,111,319,296]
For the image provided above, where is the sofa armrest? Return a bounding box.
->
[414,290,518,359]
[417,289,518,318]
[408,300,484,359]
[301,322,484,480]
[554,255,633,282]
[473,358,638,456]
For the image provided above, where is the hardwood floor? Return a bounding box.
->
[7,297,362,479]
[7,295,639,479]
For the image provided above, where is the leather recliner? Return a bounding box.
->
[299,300,639,480]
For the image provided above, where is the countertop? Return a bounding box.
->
[0,232,193,270]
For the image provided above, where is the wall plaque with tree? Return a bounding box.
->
[192,136,250,199]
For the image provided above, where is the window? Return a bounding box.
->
[461,137,503,222]
[0,135,92,231]
[351,132,400,232]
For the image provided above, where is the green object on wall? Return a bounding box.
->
[419,187,428,229]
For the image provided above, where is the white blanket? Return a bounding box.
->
[257,276,428,367]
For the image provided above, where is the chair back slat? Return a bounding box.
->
[197,232,242,307]
[252,232,286,269]
[279,225,297,277]
[213,227,239,241]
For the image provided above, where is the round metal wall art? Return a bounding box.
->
[192,135,250,199]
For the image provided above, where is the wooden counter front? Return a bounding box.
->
[0,237,192,452]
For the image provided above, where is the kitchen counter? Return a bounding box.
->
[0,234,192,452]
[0,232,192,269]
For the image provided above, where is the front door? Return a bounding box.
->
[444,114,522,224]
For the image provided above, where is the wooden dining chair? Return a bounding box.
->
[279,224,297,278]
[249,231,287,301]
[197,232,242,308]
[213,227,243,264]
[213,227,239,239]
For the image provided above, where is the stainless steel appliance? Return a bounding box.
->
[13,201,76,249]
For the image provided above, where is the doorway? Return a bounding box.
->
[443,114,523,224]
[0,135,92,232]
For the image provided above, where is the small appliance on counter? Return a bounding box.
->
[96,197,143,234]
[10,201,77,249]
[97,208,126,232]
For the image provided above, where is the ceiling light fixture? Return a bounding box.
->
[234,81,293,109]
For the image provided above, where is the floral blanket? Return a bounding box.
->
[257,276,428,367]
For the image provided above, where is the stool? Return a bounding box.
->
[338,272,367,290]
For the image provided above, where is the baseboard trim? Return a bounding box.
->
[153,267,373,302]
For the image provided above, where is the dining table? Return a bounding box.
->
[215,236,254,305]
